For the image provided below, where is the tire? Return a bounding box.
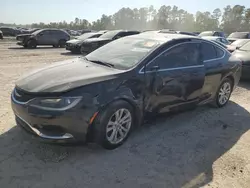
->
[80,45,85,54]
[93,101,134,150]
[23,44,28,48]
[58,39,66,48]
[27,39,37,49]
[212,78,233,108]
[52,45,58,48]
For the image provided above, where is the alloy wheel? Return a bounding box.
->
[106,108,132,144]
[218,82,231,105]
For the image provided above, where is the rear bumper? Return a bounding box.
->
[241,65,250,79]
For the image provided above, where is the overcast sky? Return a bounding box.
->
[1,0,250,24]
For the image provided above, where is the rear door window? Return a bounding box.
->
[201,42,225,61]
[153,43,201,69]
[201,42,217,61]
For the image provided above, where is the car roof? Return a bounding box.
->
[231,31,249,33]
[131,32,199,43]
[202,36,222,39]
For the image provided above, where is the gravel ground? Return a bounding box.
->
[0,41,250,188]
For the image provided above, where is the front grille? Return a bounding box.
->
[13,88,35,103]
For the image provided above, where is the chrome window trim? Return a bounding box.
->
[143,65,204,74]
[139,41,203,74]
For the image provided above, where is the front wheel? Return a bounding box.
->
[213,78,233,108]
[27,39,37,49]
[58,39,66,48]
[93,101,134,150]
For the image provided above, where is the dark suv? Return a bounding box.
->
[16,29,70,48]
[80,30,140,54]
[0,27,21,36]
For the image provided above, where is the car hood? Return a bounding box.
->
[233,50,250,63]
[66,39,82,44]
[83,37,111,43]
[15,57,124,93]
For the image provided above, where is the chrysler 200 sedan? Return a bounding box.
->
[11,34,242,149]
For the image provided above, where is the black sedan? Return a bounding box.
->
[65,32,103,53]
[11,34,241,149]
[232,40,250,79]
[80,30,140,54]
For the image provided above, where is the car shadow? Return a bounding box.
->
[0,101,249,187]
[8,47,58,50]
[60,52,81,56]
[239,80,250,90]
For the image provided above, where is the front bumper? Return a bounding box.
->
[11,91,92,143]
[65,43,80,52]
[17,41,24,46]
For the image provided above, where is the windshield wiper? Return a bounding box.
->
[83,57,114,68]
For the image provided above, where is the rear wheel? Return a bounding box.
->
[93,101,134,150]
[213,78,233,108]
[27,39,37,49]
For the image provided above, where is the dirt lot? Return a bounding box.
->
[0,41,250,188]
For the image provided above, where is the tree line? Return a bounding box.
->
[1,5,250,34]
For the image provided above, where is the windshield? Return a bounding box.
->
[77,33,98,40]
[228,32,248,39]
[85,36,163,69]
[239,41,250,51]
[99,30,121,39]
[199,31,214,36]
[230,39,250,47]
[32,29,43,35]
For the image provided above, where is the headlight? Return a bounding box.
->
[29,97,82,110]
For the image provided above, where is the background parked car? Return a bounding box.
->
[0,27,20,36]
[66,32,103,53]
[0,30,3,39]
[16,28,70,48]
[159,30,198,36]
[232,40,250,79]
[227,39,250,53]
[227,32,250,43]
[201,36,231,45]
[199,31,225,37]
[80,30,140,54]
